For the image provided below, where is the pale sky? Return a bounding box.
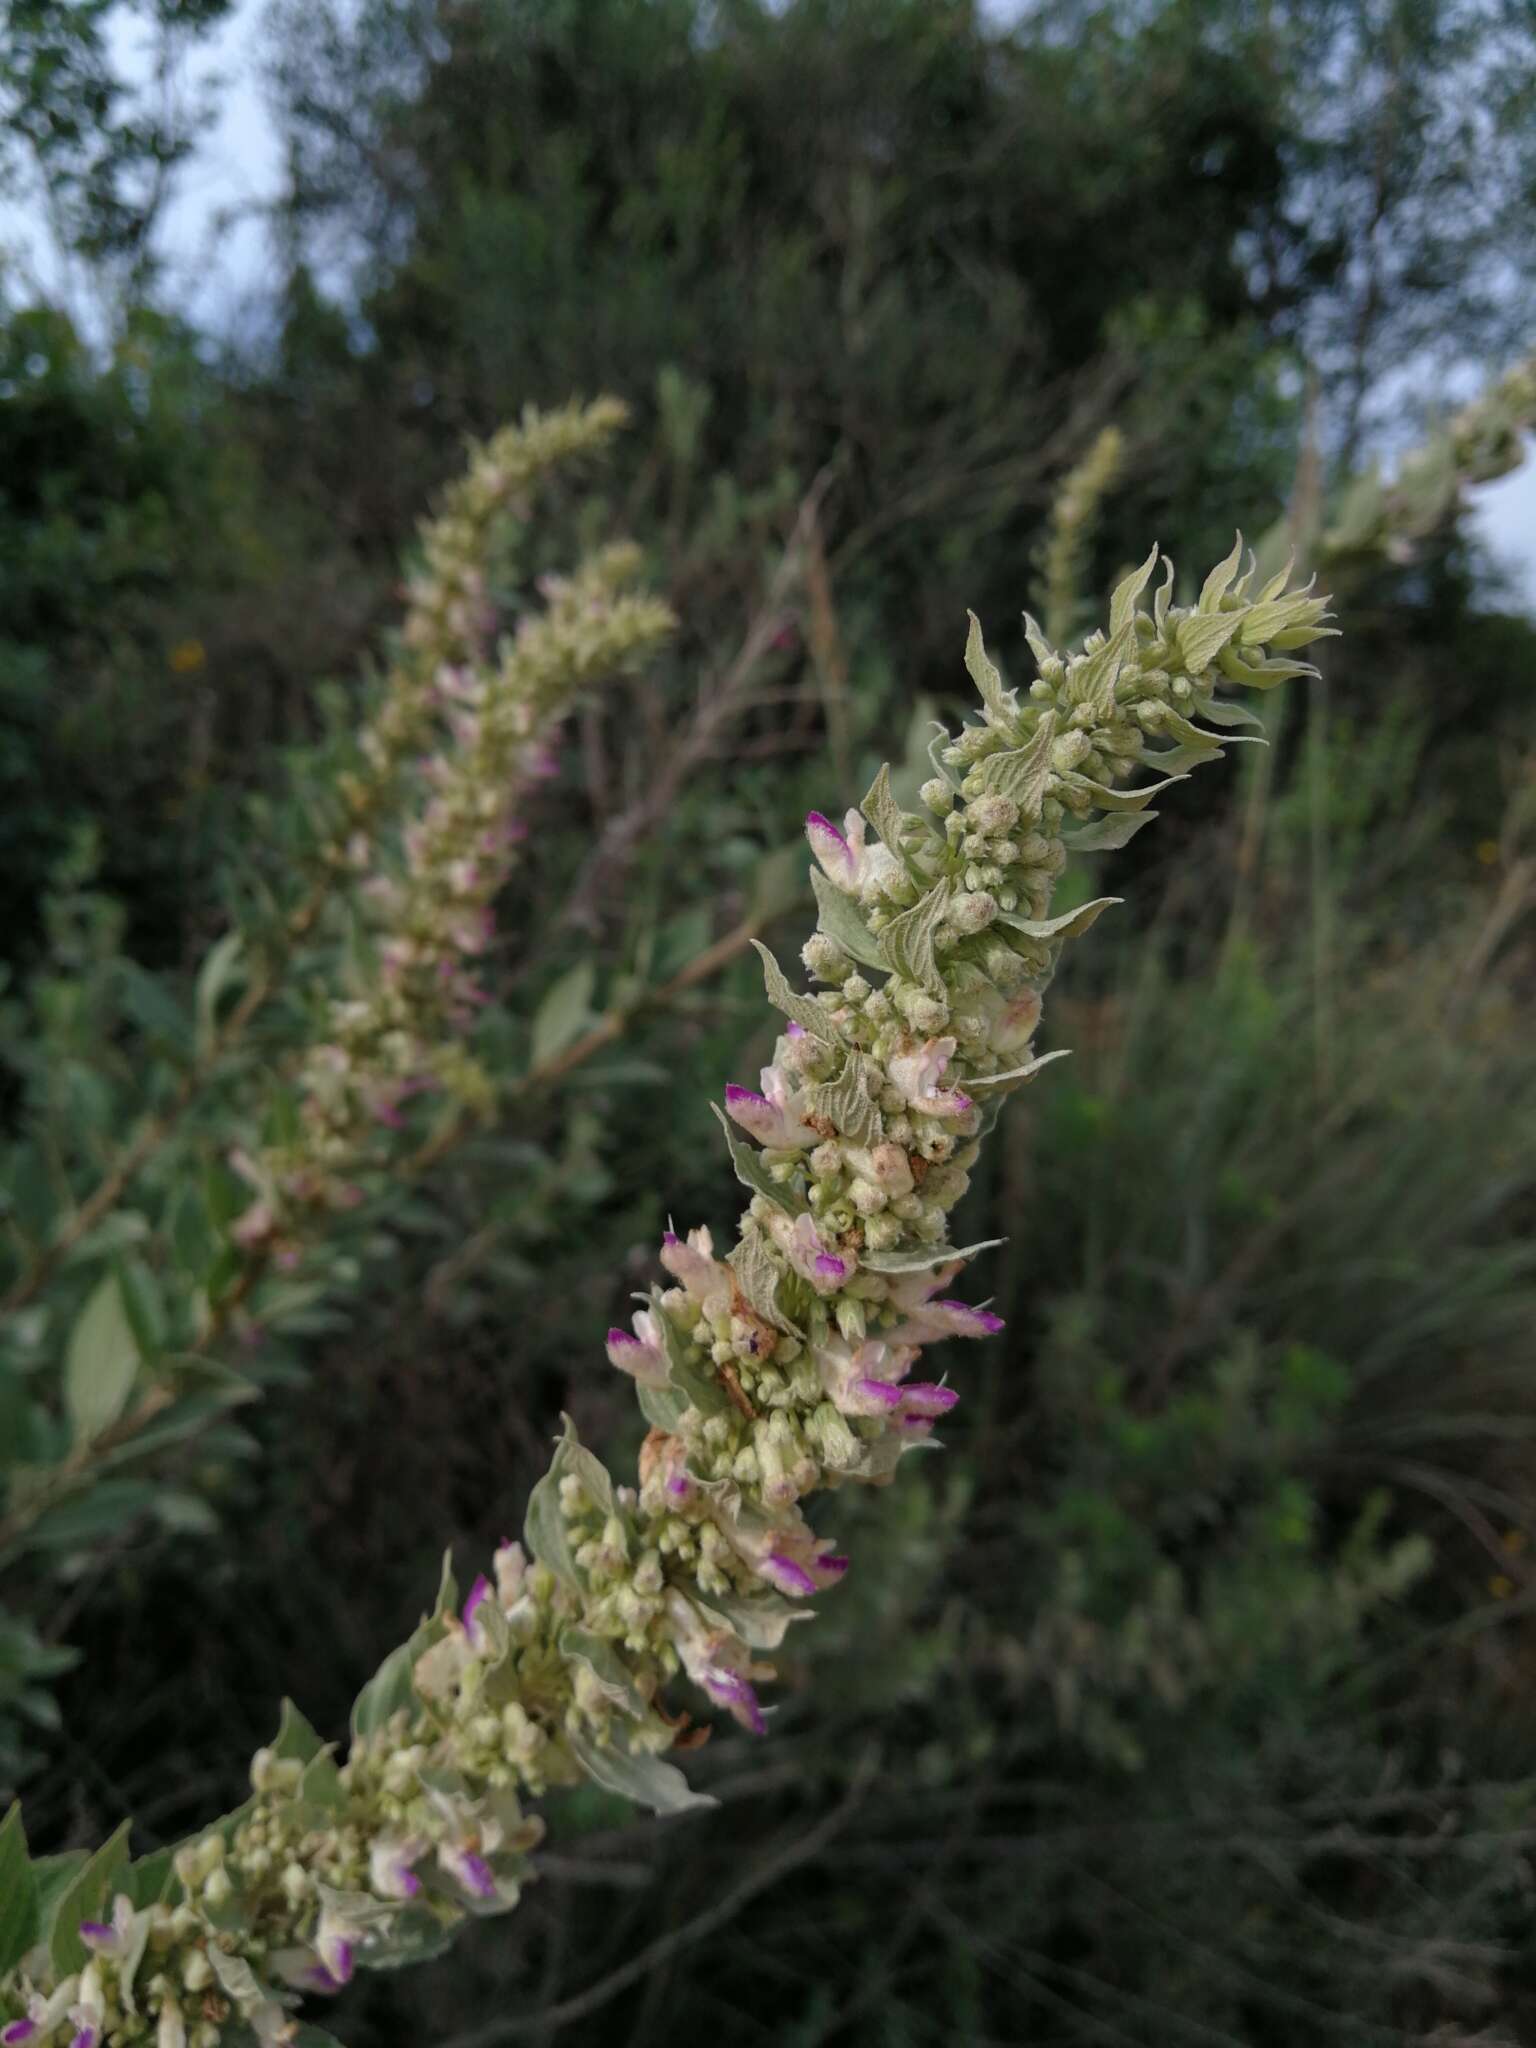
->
[1,0,1532,610]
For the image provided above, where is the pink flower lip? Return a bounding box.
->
[805,810,848,850]
[814,1254,847,1279]
[666,1474,692,1497]
[726,1084,769,1108]
[938,1300,1004,1333]
[786,1020,806,1038]
[462,1574,492,1634]
[854,1376,905,1409]
[900,1382,960,1417]
[764,1552,819,1596]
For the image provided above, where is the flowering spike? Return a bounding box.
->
[0,519,1337,2046]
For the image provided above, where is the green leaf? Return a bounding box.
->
[729,1225,800,1334]
[963,611,1017,728]
[0,1802,37,1975]
[804,1056,883,1149]
[998,896,1120,943]
[530,961,597,1070]
[567,1731,716,1815]
[24,1479,159,1550]
[1074,621,1137,724]
[647,1289,732,1419]
[30,1851,88,1955]
[1197,533,1245,611]
[168,1183,215,1281]
[710,1104,799,1214]
[118,965,194,1055]
[693,1586,810,1650]
[64,1271,141,1446]
[351,1621,437,1741]
[877,880,950,995]
[524,1468,580,1591]
[194,931,246,1056]
[1108,545,1160,634]
[48,1819,131,1976]
[121,1846,177,1910]
[860,762,906,853]
[977,713,1056,821]
[114,1254,166,1359]
[1193,694,1266,731]
[271,1698,328,1765]
[859,1238,1002,1273]
[809,869,886,970]
[967,1050,1072,1089]
[1068,772,1189,813]
[558,1627,646,1718]
[1061,811,1160,853]
[524,1418,618,1591]
[751,942,839,1045]
[1174,609,1245,673]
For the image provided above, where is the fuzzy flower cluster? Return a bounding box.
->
[1,540,1333,2044]
[232,414,674,1247]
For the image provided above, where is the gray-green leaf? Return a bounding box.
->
[531,961,597,1070]
[729,1226,799,1334]
[752,942,839,1045]
[64,1273,142,1447]
[805,1056,883,1149]
[978,713,1056,821]
[860,762,906,854]
[0,1803,36,1975]
[964,611,1017,728]
[711,1104,799,1214]
[998,897,1120,943]
[878,880,951,995]
[809,869,887,969]
[567,1731,716,1814]
[1061,811,1160,853]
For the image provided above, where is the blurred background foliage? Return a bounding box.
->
[3,0,1536,2040]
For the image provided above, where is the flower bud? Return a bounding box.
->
[802,933,851,982]
[950,891,997,935]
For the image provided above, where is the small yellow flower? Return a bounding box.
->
[170,637,207,674]
[1488,1574,1515,1600]
[1475,838,1500,867]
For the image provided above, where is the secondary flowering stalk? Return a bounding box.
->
[0,540,1333,2044]
[233,429,674,1246]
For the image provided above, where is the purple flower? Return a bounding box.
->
[440,1842,498,1900]
[659,1225,734,1314]
[760,1551,818,1597]
[605,1309,671,1388]
[888,1036,973,1120]
[768,1213,849,1296]
[805,810,869,893]
[462,1573,493,1646]
[887,1298,1004,1345]
[702,1666,767,1735]
[370,1836,426,1900]
[724,1065,818,1150]
[2,2022,38,2045]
